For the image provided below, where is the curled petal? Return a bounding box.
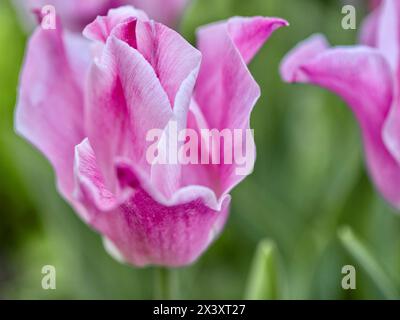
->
[227,16,289,64]
[281,34,400,208]
[83,6,149,42]
[196,16,288,130]
[280,34,329,83]
[191,16,288,196]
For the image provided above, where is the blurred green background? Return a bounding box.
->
[1,0,399,299]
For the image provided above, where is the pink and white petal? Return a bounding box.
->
[382,90,400,170]
[179,100,221,192]
[15,23,90,200]
[359,0,400,73]
[85,9,202,107]
[227,16,289,64]
[92,186,230,267]
[134,19,202,106]
[74,140,231,267]
[85,36,172,193]
[150,62,201,198]
[281,37,400,208]
[280,34,329,83]
[64,32,92,88]
[116,160,231,266]
[359,9,379,47]
[86,10,202,198]
[196,16,287,130]
[73,139,121,220]
[116,160,226,212]
[83,6,149,42]
[193,16,287,196]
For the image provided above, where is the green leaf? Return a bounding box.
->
[338,226,399,299]
[245,240,280,300]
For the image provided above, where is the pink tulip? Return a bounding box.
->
[280,0,400,209]
[15,6,288,266]
[13,0,189,30]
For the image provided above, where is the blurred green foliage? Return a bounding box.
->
[0,0,399,299]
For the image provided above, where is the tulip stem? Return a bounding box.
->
[155,267,174,300]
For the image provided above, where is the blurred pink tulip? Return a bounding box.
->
[13,0,189,30]
[15,6,288,266]
[281,0,400,209]
[370,0,382,9]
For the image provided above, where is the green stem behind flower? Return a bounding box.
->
[245,239,281,300]
[338,226,399,299]
[154,267,176,300]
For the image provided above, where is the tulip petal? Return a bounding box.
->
[359,0,400,207]
[83,6,148,42]
[144,23,201,197]
[150,65,201,198]
[15,23,90,200]
[359,9,379,47]
[134,19,202,106]
[85,7,202,198]
[280,34,329,83]
[86,36,173,193]
[192,17,288,196]
[359,0,400,73]
[281,35,400,208]
[227,16,289,64]
[375,0,400,73]
[74,139,231,266]
[85,7,202,107]
[196,16,288,130]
